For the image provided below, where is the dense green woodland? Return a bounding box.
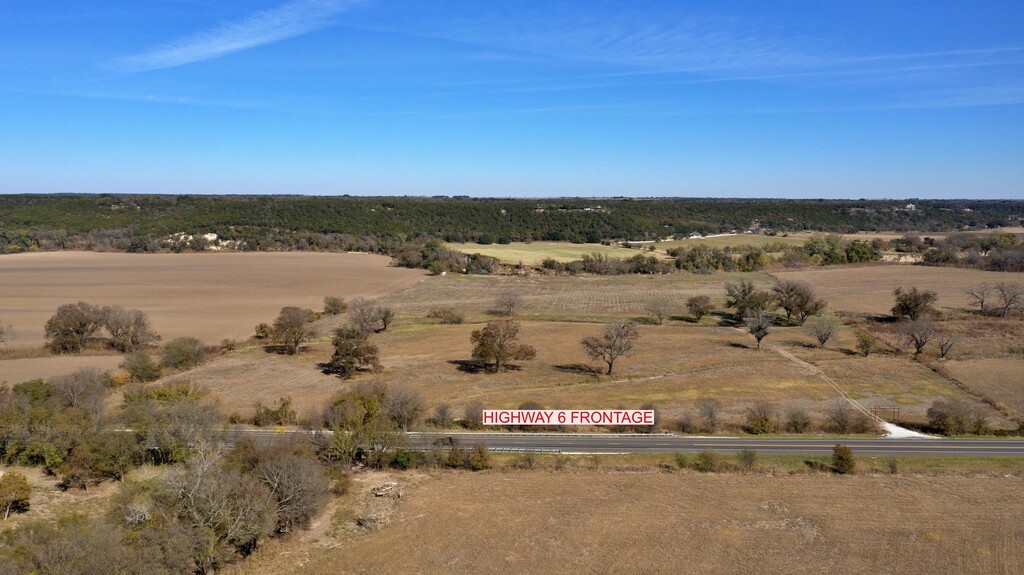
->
[1,195,1021,254]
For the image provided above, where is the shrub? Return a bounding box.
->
[426,306,465,325]
[463,401,484,429]
[161,336,206,369]
[744,401,777,434]
[685,295,714,322]
[467,443,491,471]
[693,450,720,472]
[393,449,419,470]
[927,399,987,435]
[832,444,856,474]
[737,449,757,471]
[254,323,272,339]
[856,331,877,356]
[673,452,689,469]
[696,398,722,433]
[253,397,297,427]
[323,296,348,316]
[784,407,812,433]
[677,411,696,433]
[445,444,467,468]
[432,403,454,427]
[0,471,32,519]
[887,458,899,475]
[120,352,162,382]
[327,468,352,496]
[510,452,537,470]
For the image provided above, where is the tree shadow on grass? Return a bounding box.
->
[553,363,601,377]
[726,341,752,350]
[713,311,743,327]
[631,316,659,325]
[448,359,524,374]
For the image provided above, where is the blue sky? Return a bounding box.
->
[1,1,1022,198]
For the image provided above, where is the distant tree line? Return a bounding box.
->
[2,195,1019,256]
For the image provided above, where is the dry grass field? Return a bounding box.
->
[0,354,123,386]
[379,271,764,321]
[0,251,426,347]
[773,265,1024,316]
[861,315,1024,418]
[239,470,1024,575]
[944,359,1024,416]
[168,319,991,426]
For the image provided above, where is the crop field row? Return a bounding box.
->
[380,272,766,319]
[0,251,427,347]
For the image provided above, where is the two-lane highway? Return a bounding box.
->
[406,432,1024,457]
[211,428,1024,457]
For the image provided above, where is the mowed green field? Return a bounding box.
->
[444,241,633,264]
[658,234,805,251]
[446,236,804,264]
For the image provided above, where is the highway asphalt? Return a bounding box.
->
[219,429,1024,457]
[406,432,1024,457]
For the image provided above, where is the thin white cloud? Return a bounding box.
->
[119,0,366,71]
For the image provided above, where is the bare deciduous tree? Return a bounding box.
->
[900,320,937,355]
[696,398,722,433]
[432,403,454,427]
[927,399,987,435]
[645,297,672,325]
[993,282,1024,317]
[773,280,826,325]
[965,283,995,315]
[102,305,160,352]
[581,320,640,375]
[51,367,108,418]
[806,316,837,348]
[470,320,536,372]
[349,298,395,334]
[463,401,484,429]
[938,335,957,360]
[384,387,425,431]
[493,291,525,317]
